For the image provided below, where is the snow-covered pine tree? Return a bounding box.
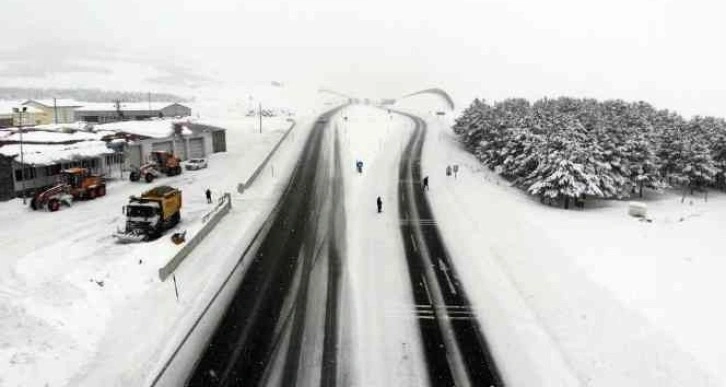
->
[622,135,665,197]
[680,141,718,193]
[500,128,543,180]
[522,151,603,209]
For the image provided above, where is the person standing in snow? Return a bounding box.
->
[376,196,382,213]
[205,188,212,204]
[423,176,429,191]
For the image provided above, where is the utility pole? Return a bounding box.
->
[53,97,58,125]
[259,102,262,134]
[114,99,123,121]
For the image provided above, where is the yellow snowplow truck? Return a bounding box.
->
[114,185,182,243]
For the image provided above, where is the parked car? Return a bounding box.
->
[185,158,208,170]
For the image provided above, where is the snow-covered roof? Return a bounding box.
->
[22,99,83,108]
[75,102,187,112]
[31,122,92,132]
[93,119,192,139]
[2,130,103,143]
[0,140,114,165]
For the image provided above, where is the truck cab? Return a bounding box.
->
[118,185,182,241]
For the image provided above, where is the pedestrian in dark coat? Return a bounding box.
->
[205,188,212,204]
[376,196,382,213]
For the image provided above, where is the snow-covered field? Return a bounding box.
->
[0,115,304,386]
[417,111,726,385]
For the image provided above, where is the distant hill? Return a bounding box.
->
[0,87,190,103]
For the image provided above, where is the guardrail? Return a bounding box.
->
[237,120,296,193]
[158,192,232,281]
[158,120,297,281]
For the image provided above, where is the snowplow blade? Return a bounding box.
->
[113,231,147,244]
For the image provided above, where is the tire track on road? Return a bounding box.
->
[397,111,503,387]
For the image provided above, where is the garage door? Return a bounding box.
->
[189,138,205,158]
[174,139,187,160]
[127,144,143,168]
[152,141,173,154]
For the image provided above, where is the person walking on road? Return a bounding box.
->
[377,196,383,213]
[423,176,429,191]
[205,188,212,204]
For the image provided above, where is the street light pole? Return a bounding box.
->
[13,107,27,204]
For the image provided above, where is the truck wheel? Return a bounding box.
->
[171,211,180,226]
[130,171,140,182]
[30,197,38,210]
[176,166,182,175]
[145,173,155,183]
[88,188,96,199]
[48,199,60,212]
[97,186,106,197]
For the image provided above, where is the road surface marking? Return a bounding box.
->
[410,234,418,252]
[438,258,457,296]
[421,278,433,304]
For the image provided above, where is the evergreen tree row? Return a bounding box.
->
[452,97,726,208]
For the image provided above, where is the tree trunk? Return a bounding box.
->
[564,196,570,209]
[639,181,644,198]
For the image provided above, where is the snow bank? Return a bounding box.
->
[337,105,429,386]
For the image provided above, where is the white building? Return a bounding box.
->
[22,99,83,125]
[93,119,226,169]
[75,102,192,123]
[0,130,123,200]
[0,101,45,127]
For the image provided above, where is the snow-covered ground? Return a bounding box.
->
[0,115,305,386]
[4,100,725,386]
[336,105,429,386]
[416,111,725,385]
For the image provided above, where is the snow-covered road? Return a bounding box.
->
[186,105,504,386]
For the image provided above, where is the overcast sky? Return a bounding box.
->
[1,0,726,116]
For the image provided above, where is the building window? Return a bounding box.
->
[106,153,124,165]
[46,164,61,176]
[15,167,36,182]
[80,158,98,169]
